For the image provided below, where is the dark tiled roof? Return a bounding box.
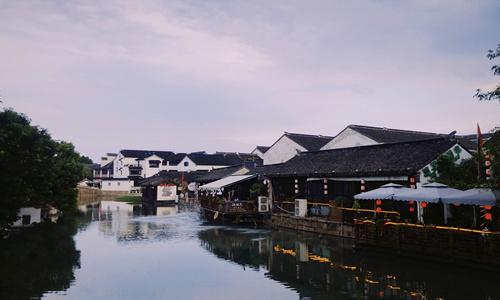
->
[248,163,284,181]
[152,151,186,163]
[140,171,208,186]
[120,149,155,158]
[265,137,466,178]
[255,146,270,153]
[347,125,443,144]
[187,153,261,166]
[196,165,250,183]
[284,132,334,150]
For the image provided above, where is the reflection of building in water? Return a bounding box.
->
[200,228,500,300]
[156,206,178,216]
[97,201,181,242]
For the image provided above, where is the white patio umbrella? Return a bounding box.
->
[392,182,463,224]
[441,188,500,206]
[354,183,411,200]
[392,182,462,203]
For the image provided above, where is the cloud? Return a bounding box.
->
[1,0,499,162]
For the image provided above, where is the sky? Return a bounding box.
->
[1,0,500,163]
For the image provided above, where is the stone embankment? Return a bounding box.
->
[270,214,355,238]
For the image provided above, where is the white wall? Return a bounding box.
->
[114,153,139,178]
[101,179,134,192]
[321,128,378,150]
[13,207,41,227]
[138,154,162,178]
[417,144,472,185]
[263,136,306,165]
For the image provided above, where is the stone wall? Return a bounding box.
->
[76,186,101,205]
[270,214,355,239]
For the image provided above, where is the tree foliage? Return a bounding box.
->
[474,44,500,101]
[433,131,500,190]
[0,109,84,235]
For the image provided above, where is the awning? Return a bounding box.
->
[199,175,257,191]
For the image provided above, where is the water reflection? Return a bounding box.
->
[0,218,81,300]
[198,226,500,300]
[4,200,500,300]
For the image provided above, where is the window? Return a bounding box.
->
[108,182,111,186]
[184,162,189,167]
[22,215,31,225]
[117,182,120,186]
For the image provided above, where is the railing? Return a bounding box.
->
[355,220,500,267]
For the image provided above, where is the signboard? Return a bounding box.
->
[227,202,247,213]
[157,184,177,201]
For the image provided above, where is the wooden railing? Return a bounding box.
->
[355,220,500,267]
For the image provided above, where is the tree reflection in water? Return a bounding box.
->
[0,218,81,300]
[199,227,500,300]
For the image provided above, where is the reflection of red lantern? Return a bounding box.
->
[485,205,492,210]
[376,199,382,205]
[379,291,385,298]
[409,207,415,212]
[485,213,492,220]
[421,202,427,208]
[376,207,382,213]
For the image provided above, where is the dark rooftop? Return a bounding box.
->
[265,137,467,178]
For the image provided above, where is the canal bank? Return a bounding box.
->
[269,214,355,239]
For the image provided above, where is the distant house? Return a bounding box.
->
[136,151,186,178]
[263,132,334,165]
[93,153,117,178]
[12,207,41,228]
[177,152,262,172]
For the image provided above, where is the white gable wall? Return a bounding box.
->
[263,136,307,165]
[177,157,197,172]
[321,128,378,150]
[114,152,140,178]
[417,143,472,186]
[139,154,162,178]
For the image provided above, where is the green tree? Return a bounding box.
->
[0,109,84,236]
[474,44,500,101]
[433,131,500,190]
[79,155,93,164]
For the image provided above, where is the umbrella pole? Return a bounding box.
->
[472,206,477,229]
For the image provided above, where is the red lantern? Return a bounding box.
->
[485,161,491,167]
[409,200,414,204]
[421,202,427,208]
[455,203,460,206]
[485,205,492,210]
[485,213,492,220]
[409,207,415,212]
[361,186,365,191]
[376,199,382,206]
[410,177,415,183]
[376,207,382,213]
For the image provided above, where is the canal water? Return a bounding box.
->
[2,200,500,300]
